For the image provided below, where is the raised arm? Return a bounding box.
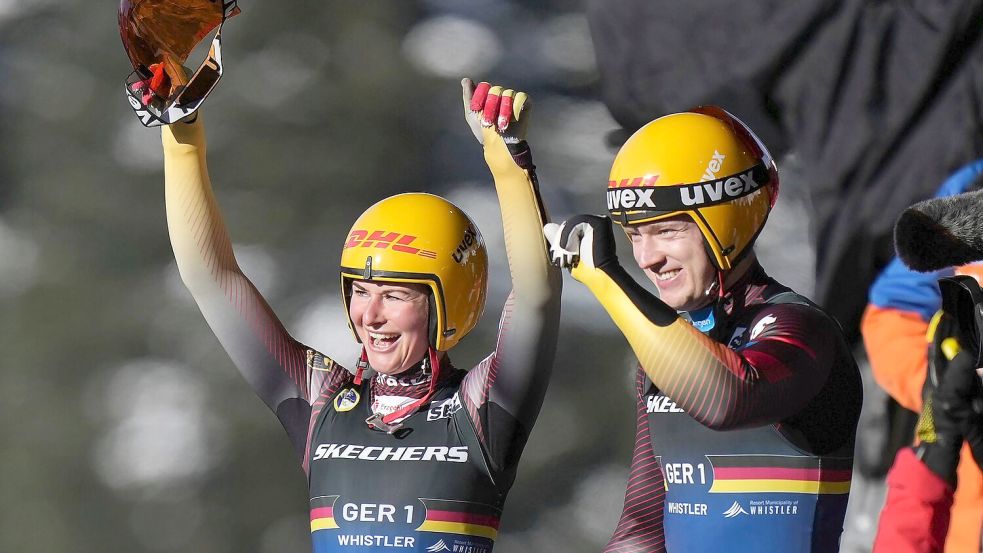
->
[163,116,343,452]
[457,81,562,474]
[545,215,835,430]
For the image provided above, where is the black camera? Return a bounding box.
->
[938,275,983,368]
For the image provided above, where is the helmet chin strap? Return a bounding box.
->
[699,237,729,302]
[354,347,369,385]
[704,277,721,299]
[688,270,728,319]
[706,251,762,316]
[697,269,727,305]
[716,269,727,300]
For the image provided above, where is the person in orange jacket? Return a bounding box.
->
[862,159,983,552]
[873,314,982,553]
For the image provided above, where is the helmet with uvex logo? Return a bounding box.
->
[606,106,779,270]
[339,193,488,351]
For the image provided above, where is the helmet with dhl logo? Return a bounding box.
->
[606,106,779,271]
[339,193,488,351]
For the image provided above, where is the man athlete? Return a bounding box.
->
[157,78,560,553]
[544,107,862,552]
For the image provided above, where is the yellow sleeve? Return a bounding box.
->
[458,129,562,455]
[578,264,837,430]
[163,118,340,408]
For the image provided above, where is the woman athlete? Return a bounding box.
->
[156,78,560,553]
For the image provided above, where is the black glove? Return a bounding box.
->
[915,312,982,484]
[543,214,618,273]
[543,214,677,327]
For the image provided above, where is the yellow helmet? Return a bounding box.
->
[339,193,488,351]
[606,106,779,270]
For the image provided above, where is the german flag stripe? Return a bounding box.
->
[425,509,501,529]
[418,498,501,518]
[703,455,854,494]
[310,518,339,531]
[709,478,851,495]
[309,498,339,532]
[310,507,339,532]
[417,520,498,540]
[707,454,853,471]
[310,507,334,520]
[713,467,853,482]
[415,500,501,540]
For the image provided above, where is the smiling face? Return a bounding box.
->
[626,215,718,312]
[348,280,431,375]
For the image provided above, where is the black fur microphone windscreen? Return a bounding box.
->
[895,188,983,272]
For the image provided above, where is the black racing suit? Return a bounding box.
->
[585,261,862,552]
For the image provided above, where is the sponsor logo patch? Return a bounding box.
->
[688,305,716,333]
[606,183,659,211]
[334,388,361,412]
[312,443,469,463]
[428,394,463,421]
[701,150,726,181]
[750,314,777,340]
[606,163,769,216]
[666,501,708,516]
[427,540,452,552]
[722,499,799,517]
[679,168,761,207]
[452,225,480,264]
[336,534,417,548]
[646,394,684,414]
[344,229,437,259]
[723,501,749,518]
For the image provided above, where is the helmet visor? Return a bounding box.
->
[119,0,240,126]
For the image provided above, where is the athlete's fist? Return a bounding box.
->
[543,215,618,282]
[462,79,530,146]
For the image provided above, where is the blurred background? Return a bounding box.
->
[2,0,981,551]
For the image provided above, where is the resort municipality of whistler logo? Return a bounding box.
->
[723,501,750,518]
[426,540,451,552]
[722,499,800,518]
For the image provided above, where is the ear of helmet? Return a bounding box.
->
[339,193,488,352]
[606,106,779,271]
